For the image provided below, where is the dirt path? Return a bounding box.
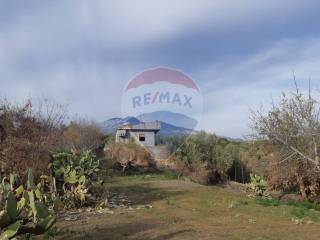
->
[56,175,320,240]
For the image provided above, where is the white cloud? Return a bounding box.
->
[199,37,320,138]
[0,0,315,60]
[0,1,319,136]
[1,60,141,121]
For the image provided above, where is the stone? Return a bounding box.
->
[280,193,303,202]
[266,190,284,200]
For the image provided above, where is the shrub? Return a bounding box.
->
[105,142,154,173]
[50,149,105,208]
[62,120,103,151]
[247,174,267,196]
[0,169,57,239]
[0,99,66,178]
[169,132,250,184]
[251,85,320,198]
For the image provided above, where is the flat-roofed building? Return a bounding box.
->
[115,121,160,147]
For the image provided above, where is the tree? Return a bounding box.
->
[62,120,103,151]
[250,84,320,198]
[0,99,67,177]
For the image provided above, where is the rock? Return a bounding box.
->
[266,190,284,200]
[280,193,303,202]
[97,209,114,214]
[86,207,93,212]
[107,192,133,209]
[225,181,247,192]
[135,204,153,210]
[64,215,80,221]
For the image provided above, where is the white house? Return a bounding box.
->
[115,121,160,147]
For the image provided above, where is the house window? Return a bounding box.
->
[139,133,145,142]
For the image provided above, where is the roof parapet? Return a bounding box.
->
[117,121,160,131]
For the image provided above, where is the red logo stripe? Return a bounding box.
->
[125,68,200,92]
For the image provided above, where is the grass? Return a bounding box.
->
[256,198,320,210]
[129,171,179,180]
[256,198,320,221]
[256,198,280,206]
[56,174,320,240]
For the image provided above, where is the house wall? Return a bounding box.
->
[115,129,157,147]
[115,129,127,143]
[129,131,155,147]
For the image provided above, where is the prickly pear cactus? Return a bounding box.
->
[0,169,56,239]
[247,173,267,196]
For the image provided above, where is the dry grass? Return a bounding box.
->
[56,174,320,240]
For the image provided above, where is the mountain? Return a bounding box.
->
[100,116,194,136]
[100,116,141,134]
[138,111,197,130]
[156,121,193,136]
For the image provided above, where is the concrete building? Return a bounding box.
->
[115,121,160,147]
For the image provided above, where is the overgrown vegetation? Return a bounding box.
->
[62,120,103,151]
[0,99,66,178]
[50,150,105,208]
[0,169,57,239]
[105,141,154,173]
[251,83,320,200]
[247,173,267,196]
[2,80,320,238]
[0,99,106,238]
[162,132,252,184]
[155,82,320,202]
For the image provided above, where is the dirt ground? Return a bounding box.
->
[56,174,320,240]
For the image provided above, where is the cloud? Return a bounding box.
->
[1,60,142,121]
[199,37,320,138]
[0,1,319,136]
[0,1,316,63]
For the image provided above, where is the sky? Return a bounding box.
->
[1,0,320,138]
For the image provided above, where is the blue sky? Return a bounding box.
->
[1,0,320,137]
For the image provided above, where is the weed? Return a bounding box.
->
[286,200,320,211]
[291,217,303,225]
[165,196,172,205]
[290,207,308,219]
[248,218,256,224]
[239,199,249,205]
[228,200,239,209]
[228,200,249,209]
[256,197,320,221]
[255,198,280,206]
[257,198,320,217]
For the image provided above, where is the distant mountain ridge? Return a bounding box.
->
[100,116,193,136]
[137,111,197,130]
[100,115,244,140]
[100,116,141,134]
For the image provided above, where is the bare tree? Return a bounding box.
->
[0,99,66,177]
[62,119,103,151]
[250,83,320,198]
[35,98,68,133]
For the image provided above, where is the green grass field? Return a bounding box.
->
[56,173,320,240]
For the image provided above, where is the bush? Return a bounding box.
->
[0,169,57,239]
[251,86,320,198]
[105,142,154,173]
[50,149,105,208]
[247,174,267,196]
[0,99,66,178]
[169,131,250,184]
[62,120,103,151]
